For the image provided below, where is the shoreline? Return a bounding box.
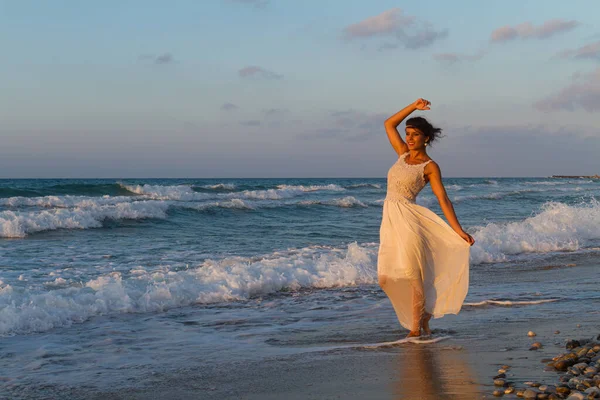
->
[6,317,599,400]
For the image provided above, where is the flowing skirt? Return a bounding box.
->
[377,199,470,330]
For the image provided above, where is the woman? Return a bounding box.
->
[378,98,475,338]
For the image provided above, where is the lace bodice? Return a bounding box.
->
[385,152,432,203]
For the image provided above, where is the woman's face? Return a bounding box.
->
[405,127,428,150]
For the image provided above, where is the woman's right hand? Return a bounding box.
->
[413,98,431,110]
[458,230,475,246]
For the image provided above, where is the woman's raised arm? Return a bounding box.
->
[384,99,430,155]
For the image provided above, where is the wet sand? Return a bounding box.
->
[75,318,597,400]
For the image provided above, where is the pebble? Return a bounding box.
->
[556,386,571,395]
[530,342,543,351]
[491,334,600,399]
[566,392,585,400]
[566,340,581,350]
[528,331,537,337]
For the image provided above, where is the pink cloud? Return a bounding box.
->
[342,8,447,50]
[239,66,283,80]
[433,50,486,64]
[556,40,600,60]
[534,68,600,112]
[491,19,578,42]
[343,8,414,39]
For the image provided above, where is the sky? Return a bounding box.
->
[1,0,599,178]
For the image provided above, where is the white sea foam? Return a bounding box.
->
[471,200,600,263]
[276,184,345,192]
[299,196,368,208]
[121,184,210,201]
[0,201,169,238]
[182,199,254,211]
[120,183,344,202]
[464,299,560,307]
[0,243,378,335]
[526,180,594,186]
[0,195,135,208]
[201,183,236,190]
[452,193,504,203]
[345,183,382,189]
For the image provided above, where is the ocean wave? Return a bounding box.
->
[0,195,135,208]
[0,243,377,335]
[299,196,368,208]
[345,183,382,189]
[452,193,504,202]
[198,183,237,191]
[121,183,345,201]
[120,184,210,201]
[0,201,169,238]
[471,200,600,263]
[181,199,255,211]
[526,180,594,186]
[276,184,345,192]
[463,298,560,307]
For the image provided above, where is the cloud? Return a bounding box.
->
[239,66,283,80]
[139,53,175,64]
[227,0,268,8]
[240,120,261,126]
[342,8,447,50]
[433,50,486,64]
[491,19,578,43]
[263,108,289,117]
[556,40,600,61]
[534,68,600,112]
[221,103,239,111]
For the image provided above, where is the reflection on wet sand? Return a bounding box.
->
[392,344,481,400]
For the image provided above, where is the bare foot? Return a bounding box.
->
[406,330,421,338]
[422,313,432,336]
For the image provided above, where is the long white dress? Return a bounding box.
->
[378,152,470,330]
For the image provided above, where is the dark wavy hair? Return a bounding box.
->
[405,117,443,147]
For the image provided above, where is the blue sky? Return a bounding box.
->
[1,0,599,178]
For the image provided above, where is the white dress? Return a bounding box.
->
[378,152,470,330]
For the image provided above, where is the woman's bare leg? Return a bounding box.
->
[422,312,432,336]
[406,280,425,338]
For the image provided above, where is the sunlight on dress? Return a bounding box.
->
[378,152,470,330]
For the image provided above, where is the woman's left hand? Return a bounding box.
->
[458,230,475,246]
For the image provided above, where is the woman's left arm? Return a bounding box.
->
[426,162,475,246]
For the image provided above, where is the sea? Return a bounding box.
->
[1,177,600,398]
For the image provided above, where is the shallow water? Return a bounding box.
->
[1,177,600,397]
